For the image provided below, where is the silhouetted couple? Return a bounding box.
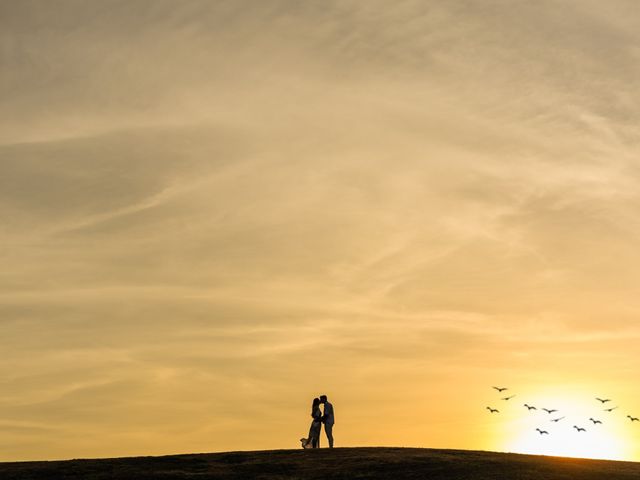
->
[301,395,334,449]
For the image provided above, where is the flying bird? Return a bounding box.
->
[524,404,537,411]
[596,398,611,404]
[502,395,515,401]
[589,418,602,425]
[493,387,508,393]
[551,417,565,423]
[536,428,549,435]
[573,426,586,432]
[627,415,639,422]
[542,408,558,414]
[604,406,618,412]
[486,407,499,413]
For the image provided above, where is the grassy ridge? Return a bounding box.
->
[2,447,640,479]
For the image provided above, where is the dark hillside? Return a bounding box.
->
[2,447,640,480]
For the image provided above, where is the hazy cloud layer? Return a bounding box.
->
[2,0,640,461]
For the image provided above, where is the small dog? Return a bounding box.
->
[300,437,312,449]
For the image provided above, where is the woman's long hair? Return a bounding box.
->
[311,397,320,415]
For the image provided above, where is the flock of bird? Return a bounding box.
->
[485,386,639,436]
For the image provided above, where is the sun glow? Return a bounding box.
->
[497,393,633,461]
[508,423,627,461]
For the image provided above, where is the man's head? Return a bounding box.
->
[320,395,328,404]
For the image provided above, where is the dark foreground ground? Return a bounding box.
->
[2,447,640,480]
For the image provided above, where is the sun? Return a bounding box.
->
[508,422,627,460]
[495,393,633,461]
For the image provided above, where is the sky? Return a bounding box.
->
[2,0,640,462]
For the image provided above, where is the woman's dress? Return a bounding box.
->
[307,406,322,448]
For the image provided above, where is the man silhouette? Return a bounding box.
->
[320,395,335,448]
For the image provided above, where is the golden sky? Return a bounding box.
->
[2,0,640,462]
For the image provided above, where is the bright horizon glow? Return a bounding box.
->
[494,391,634,461]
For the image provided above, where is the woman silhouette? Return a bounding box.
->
[301,397,322,448]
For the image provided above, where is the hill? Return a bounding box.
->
[2,447,640,479]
